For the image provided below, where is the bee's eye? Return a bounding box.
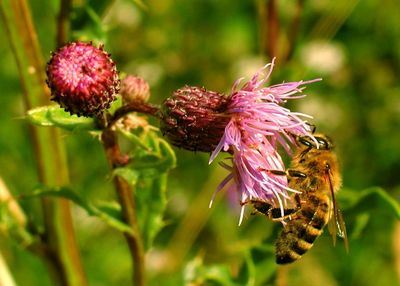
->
[316,137,331,149]
[299,137,314,148]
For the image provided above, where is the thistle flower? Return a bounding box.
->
[46,41,120,117]
[209,60,320,224]
[160,60,319,223]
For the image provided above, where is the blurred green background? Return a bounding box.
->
[0,0,399,285]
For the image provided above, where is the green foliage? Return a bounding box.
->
[25,186,133,234]
[0,201,33,248]
[27,101,177,252]
[1,0,400,285]
[341,187,400,219]
[117,128,176,250]
[27,105,98,131]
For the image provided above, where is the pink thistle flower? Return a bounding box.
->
[46,41,120,117]
[209,59,321,224]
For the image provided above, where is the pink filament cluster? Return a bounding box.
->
[209,60,320,224]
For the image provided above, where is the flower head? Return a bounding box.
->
[160,86,230,152]
[46,41,120,117]
[209,60,320,224]
[159,60,319,223]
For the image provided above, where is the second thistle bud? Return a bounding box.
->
[46,41,120,117]
[120,75,150,103]
[160,86,230,152]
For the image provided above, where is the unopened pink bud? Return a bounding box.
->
[120,75,150,103]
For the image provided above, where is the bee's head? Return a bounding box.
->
[298,133,333,150]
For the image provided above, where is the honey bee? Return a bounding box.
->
[250,133,348,264]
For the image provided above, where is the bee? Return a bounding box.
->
[250,133,348,264]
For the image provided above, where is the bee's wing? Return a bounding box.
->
[328,200,349,252]
[335,207,349,252]
[327,170,349,252]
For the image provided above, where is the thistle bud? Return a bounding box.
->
[120,75,150,103]
[46,41,120,117]
[160,86,230,152]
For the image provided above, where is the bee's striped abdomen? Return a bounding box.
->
[275,194,330,264]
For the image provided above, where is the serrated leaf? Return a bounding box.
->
[131,135,175,249]
[27,105,97,131]
[25,186,133,234]
[131,139,176,172]
[135,174,168,250]
[112,125,176,249]
[119,129,152,151]
[158,138,177,169]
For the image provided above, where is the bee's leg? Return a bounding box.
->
[248,199,273,216]
[265,169,307,179]
[267,170,287,176]
[305,122,316,134]
[269,207,298,220]
[287,170,307,178]
[248,199,298,221]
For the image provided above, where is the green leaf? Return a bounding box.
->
[27,105,97,131]
[339,187,400,218]
[25,186,133,234]
[119,131,176,250]
[113,168,139,186]
[338,187,400,241]
[131,138,176,173]
[118,128,152,151]
[111,124,177,250]
[135,174,168,250]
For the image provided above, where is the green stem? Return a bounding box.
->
[0,0,87,285]
[56,0,71,46]
[101,127,145,286]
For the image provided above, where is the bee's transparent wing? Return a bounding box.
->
[327,170,349,252]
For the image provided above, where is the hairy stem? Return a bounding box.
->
[101,127,146,286]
